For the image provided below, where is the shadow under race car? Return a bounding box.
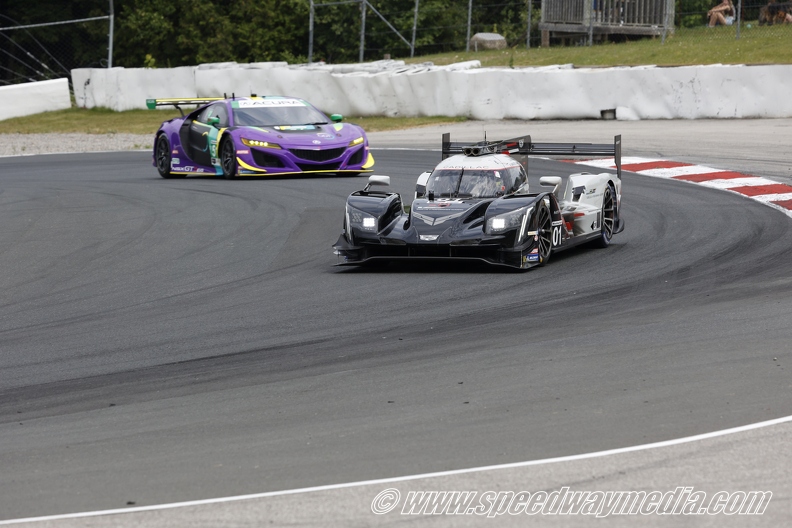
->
[333,133,624,270]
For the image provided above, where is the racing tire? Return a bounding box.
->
[220,138,238,179]
[155,134,182,179]
[535,201,553,266]
[592,184,616,249]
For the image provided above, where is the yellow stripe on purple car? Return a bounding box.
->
[237,157,268,173]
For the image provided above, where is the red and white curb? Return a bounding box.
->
[575,157,792,219]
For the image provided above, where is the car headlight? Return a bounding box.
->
[487,206,532,234]
[241,137,281,149]
[347,204,377,232]
[348,136,364,147]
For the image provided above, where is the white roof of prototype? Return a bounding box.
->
[434,153,521,171]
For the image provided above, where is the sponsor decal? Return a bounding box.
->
[317,133,335,139]
[419,235,439,241]
[312,140,321,145]
[274,125,314,131]
[236,150,249,155]
[210,158,219,165]
[552,220,563,226]
[171,149,178,154]
[237,99,303,108]
[172,158,180,165]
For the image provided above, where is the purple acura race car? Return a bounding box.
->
[147,95,375,178]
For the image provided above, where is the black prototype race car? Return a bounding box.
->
[333,134,624,269]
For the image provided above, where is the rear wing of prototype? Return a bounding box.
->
[441,133,622,179]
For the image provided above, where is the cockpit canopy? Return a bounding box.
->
[426,165,526,199]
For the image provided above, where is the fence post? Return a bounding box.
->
[527,0,532,49]
[736,0,742,39]
[585,0,593,46]
[359,0,366,62]
[107,0,114,68]
[466,0,472,52]
[411,0,419,57]
[308,0,314,62]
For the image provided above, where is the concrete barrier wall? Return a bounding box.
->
[63,61,792,120]
[0,78,71,121]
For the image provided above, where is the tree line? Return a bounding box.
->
[0,0,532,84]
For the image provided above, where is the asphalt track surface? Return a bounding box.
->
[1,120,791,525]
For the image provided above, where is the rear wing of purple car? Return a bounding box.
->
[146,97,226,116]
[441,133,622,179]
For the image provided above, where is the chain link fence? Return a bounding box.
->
[309,0,539,61]
[0,15,112,88]
[1,0,787,90]
[675,0,792,41]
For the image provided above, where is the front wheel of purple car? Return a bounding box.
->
[220,138,237,179]
[156,134,182,179]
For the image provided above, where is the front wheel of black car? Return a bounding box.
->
[592,184,616,248]
[535,201,553,266]
[155,134,181,179]
[220,138,237,179]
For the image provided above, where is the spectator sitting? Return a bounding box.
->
[708,0,735,27]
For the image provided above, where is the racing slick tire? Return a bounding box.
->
[592,184,616,249]
[220,137,238,179]
[155,134,182,179]
[536,201,553,266]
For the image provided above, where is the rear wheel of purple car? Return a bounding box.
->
[220,138,237,179]
[155,134,182,179]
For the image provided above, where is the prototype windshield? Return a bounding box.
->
[426,167,523,199]
[232,100,329,127]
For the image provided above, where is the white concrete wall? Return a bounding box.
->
[0,78,71,121]
[72,67,198,111]
[62,61,792,120]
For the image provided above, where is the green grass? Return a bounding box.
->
[2,24,788,135]
[405,25,792,68]
[0,106,467,135]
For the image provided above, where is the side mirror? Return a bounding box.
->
[363,175,390,191]
[367,175,390,187]
[330,114,343,123]
[415,171,431,199]
[207,116,220,128]
[539,176,562,196]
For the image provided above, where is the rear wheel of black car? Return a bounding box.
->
[592,184,615,248]
[155,134,181,179]
[220,138,237,179]
[536,201,553,266]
